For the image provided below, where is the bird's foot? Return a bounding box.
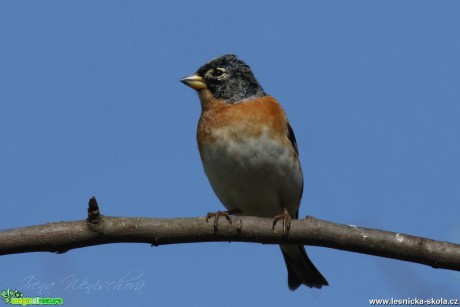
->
[206,209,241,232]
[272,208,292,238]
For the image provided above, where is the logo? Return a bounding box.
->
[1,289,63,306]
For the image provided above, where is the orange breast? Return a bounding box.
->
[197,93,290,150]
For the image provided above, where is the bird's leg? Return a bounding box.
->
[272,208,292,238]
[206,208,241,231]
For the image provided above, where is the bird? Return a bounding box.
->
[180,54,328,290]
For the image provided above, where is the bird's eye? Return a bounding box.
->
[212,68,227,78]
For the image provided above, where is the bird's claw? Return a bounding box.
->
[206,211,232,232]
[272,208,292,238]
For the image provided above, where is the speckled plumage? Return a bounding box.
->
[196,54,266,103]
[181,54,328,290]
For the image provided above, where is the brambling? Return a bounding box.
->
[181,54,328,290]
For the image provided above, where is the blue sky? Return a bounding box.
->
[1,1,459,306]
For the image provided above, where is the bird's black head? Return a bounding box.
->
[181,54,266,103]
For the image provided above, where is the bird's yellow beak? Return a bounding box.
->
[180,73,207,90]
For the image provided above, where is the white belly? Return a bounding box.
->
[200,131,303,218]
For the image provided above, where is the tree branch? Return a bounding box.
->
[0,197,459,272]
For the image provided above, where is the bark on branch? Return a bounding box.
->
[0,197,459,272]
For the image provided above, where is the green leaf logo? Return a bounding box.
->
[1,288,23,304]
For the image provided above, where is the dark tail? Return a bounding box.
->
[280,244,328,290]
